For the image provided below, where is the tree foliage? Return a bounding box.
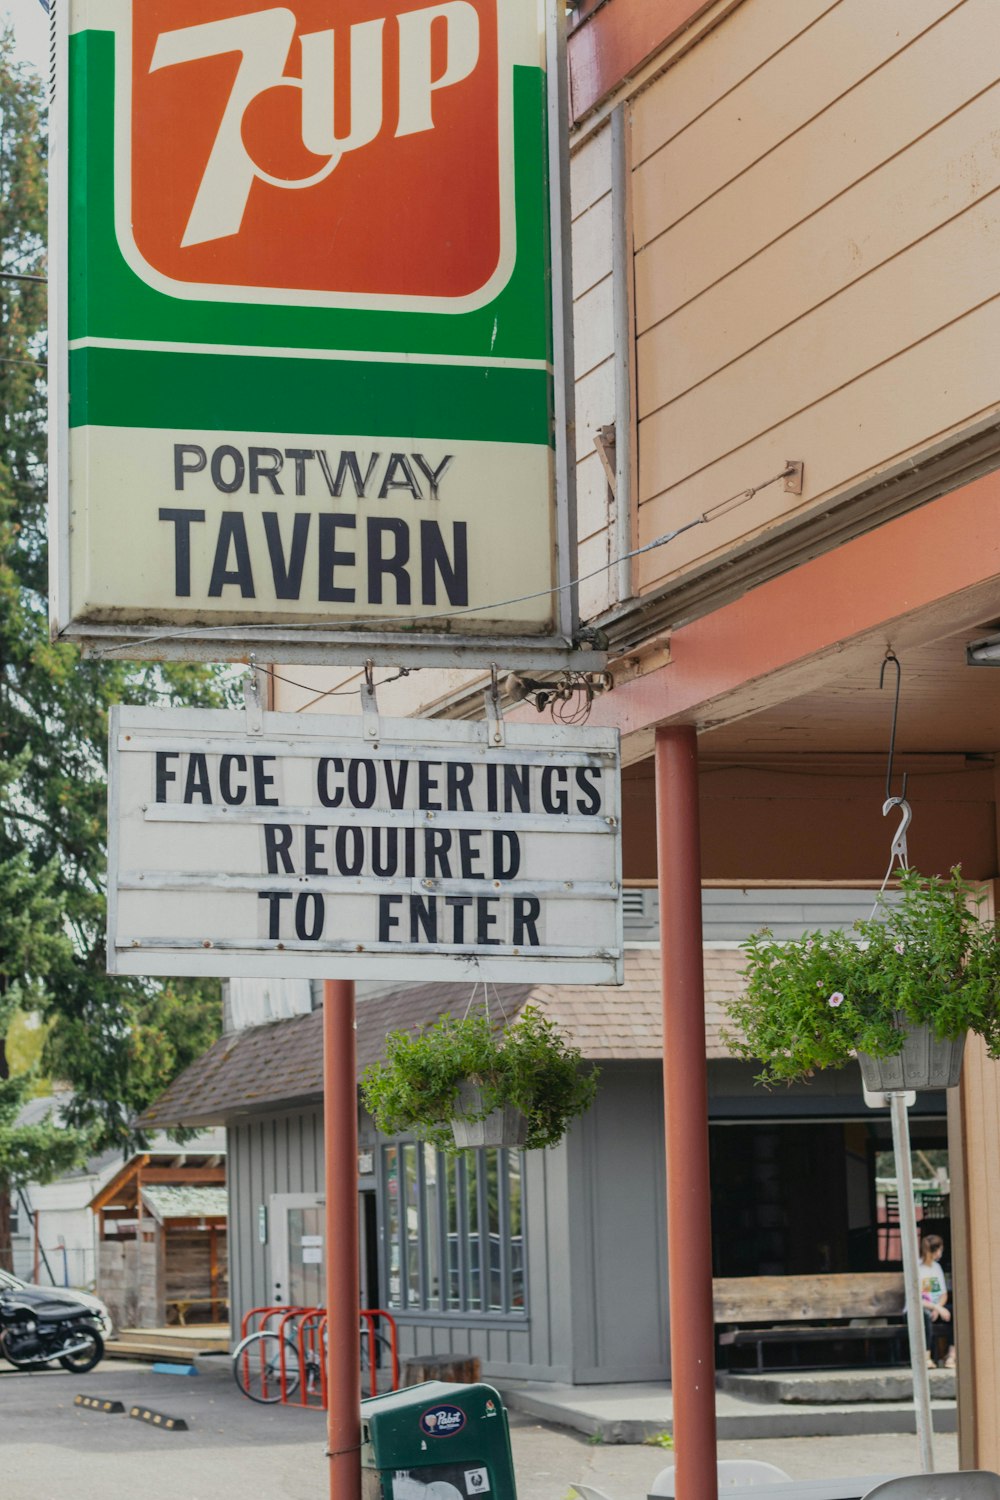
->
[0,31,229,1189]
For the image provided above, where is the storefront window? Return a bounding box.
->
[381,1144,527,1317]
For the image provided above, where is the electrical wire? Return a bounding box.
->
[89,463,797,660]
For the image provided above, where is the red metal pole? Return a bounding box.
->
[323,979,361,1498]
[655,726,717,1500]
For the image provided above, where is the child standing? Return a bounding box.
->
[920,1233,955,1369]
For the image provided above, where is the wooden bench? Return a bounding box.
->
[713,1273,907,1372]
[165,1296,229,1326]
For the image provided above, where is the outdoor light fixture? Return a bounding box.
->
[966,633,1000,666]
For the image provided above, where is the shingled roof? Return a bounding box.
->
[140,947,747,1129]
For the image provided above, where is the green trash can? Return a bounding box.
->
[361,1380,518,1499]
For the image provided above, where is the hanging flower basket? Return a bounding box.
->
[857,1017,966,1093]
[724,868,1000,1092]
[360,1005,598,1153]
[450,1083,529,1150]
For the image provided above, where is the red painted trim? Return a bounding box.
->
[588,469,1000,736]
[568,0,719,121]
[655,727,718,1499]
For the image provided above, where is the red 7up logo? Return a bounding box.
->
[122,0,517,310]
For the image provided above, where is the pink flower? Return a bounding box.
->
[816,980,824,989]
[894,941,905,954]
[828,992,845,1008]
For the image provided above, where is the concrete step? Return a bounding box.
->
[718,1366,956,1405]
[497,1377,958,1444]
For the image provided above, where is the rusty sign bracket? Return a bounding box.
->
[361,661,380,743]
[484,664,506,747]
[244,655,263,737]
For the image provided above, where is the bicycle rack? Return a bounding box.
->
[236,1306,400,1409]
[296,1310,327,1409]
[360,1308,400,1398]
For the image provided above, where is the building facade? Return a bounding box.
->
[144,0,1000,1468]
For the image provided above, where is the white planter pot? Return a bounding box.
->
[857,1019,966,1092]
[450,1082,529,1149]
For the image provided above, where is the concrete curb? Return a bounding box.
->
[498,1384,958,1445]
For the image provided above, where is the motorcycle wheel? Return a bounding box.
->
[58,1329,104,1373]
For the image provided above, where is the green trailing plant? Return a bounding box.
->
[361,1004,598,1152]
[724,867,1000,1085]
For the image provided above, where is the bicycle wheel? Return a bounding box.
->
[232,1331,300,1403]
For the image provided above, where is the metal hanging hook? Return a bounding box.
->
[879,648,908,804]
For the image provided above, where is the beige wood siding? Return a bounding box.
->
[630,0,1000,596]
[570,121,617,620]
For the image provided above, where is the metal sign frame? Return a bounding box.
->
[48,1,598,672]
[107,704,623,982]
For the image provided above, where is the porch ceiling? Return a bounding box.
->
[699,621,1000,757]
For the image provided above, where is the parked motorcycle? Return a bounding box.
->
[0,1287,105,1372]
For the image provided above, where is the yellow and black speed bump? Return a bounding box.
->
[74,1395,125,1415]
[128,1405,188,1432]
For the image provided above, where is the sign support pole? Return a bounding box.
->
[323,979,360,1498]
[654,726,718,1500]
[890,1089,935,1473]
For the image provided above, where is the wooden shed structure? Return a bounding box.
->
[90,1145,227,1329]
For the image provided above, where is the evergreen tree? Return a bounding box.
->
[0,32,229,1264]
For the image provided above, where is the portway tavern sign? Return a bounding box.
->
[108,706,623,983]
[50,0,596,671]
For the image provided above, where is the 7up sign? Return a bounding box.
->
[50,2,587,669]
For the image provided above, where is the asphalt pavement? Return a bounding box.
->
[0,1357,959,1500]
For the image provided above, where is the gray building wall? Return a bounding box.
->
[225,1068,675,1385]
[568,1062,669,1383]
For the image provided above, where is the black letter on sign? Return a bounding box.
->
[259,890,292,939]
[316,758,344,808]
[541,766,569,814]
[378,453,421,499]
[332,451,379,499]
[492,832,520,881]
[421,521,468,606]
[318,514,356,603]
[249,447,284,495]
[263,512,310,600]
[219,754,248,805]
[208,513,256,597]
[211,445,245,493]
[264,825,294,874]
[575,766,603,816]
[367,517,411,606]
[409,895,438,944]
[252,756,279,807]
[476,897,502,946]
[159,508,206,598]
[174,444,207,490]
[183,754,212,804]
[295,893,325,941]
[155,752,179,803]
[513,897,541,947]
[445,762,474,811]
[378,895,404,942]
[285,449,315,496]
[412,453,453,501]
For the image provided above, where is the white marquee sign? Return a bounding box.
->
[108,706,623,983]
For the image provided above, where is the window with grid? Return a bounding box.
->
[382,1143,525,1316]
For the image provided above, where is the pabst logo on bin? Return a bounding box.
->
[419,1403,466,1437]
[123,0,510,309]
